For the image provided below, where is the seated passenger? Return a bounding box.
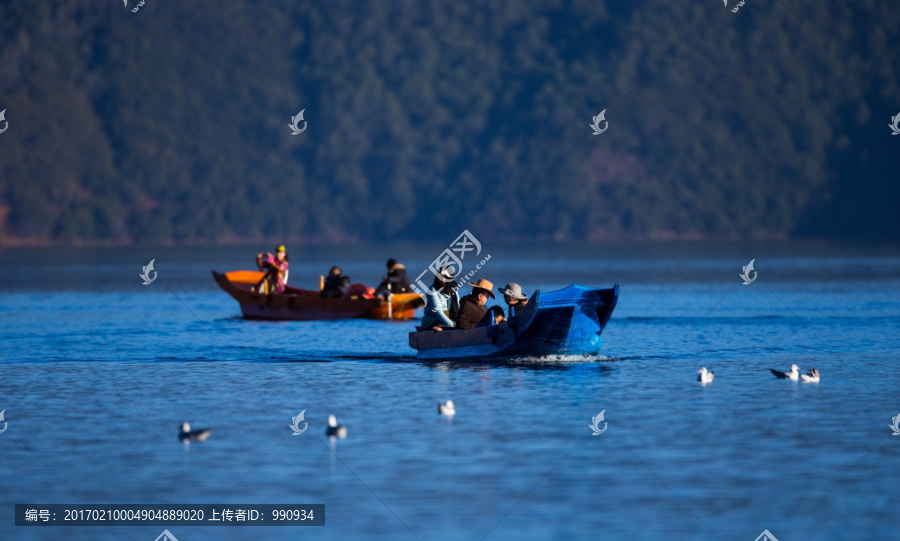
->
[488,305,506,325]
[421,268,460,331]
[455,279,495,330]
[498,282,528,317]
[476,305,506,328]
[253,245,290,294]
[321,266,350,298]
[374,258,412,297]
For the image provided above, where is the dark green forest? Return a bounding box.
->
[0,0,897,246]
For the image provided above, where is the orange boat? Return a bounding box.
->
[212,270,424,321]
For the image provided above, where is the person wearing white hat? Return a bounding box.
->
[498,282,528,317]
[421,267,461,331]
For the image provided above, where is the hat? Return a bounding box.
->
[467,278,496,298]
[276,245,286,252]
[498,282,526,301]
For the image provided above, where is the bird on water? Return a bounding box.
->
[179,422,211,441]
[769,364,800,381]
[326,415,346,438]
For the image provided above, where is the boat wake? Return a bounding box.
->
[507,354,611,364]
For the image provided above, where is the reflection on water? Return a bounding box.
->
[0,243,898,540]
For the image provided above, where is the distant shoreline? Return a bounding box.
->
[0,231,798,249]
[2,234,898,252]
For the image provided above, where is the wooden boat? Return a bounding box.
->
[408,284,619,359]
[212,270,424,321]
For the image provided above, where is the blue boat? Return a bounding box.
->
[408,284,619,359]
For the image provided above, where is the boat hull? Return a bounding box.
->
[409,284,618,359]
[212,270,423,321]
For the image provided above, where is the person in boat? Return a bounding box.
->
[455,278,496,330]
[498,282,528,317]
[254,245,289,294]
[474,305,507,328]
[374,258,412,297]
[321,266,351,298]
[421,267,460,331]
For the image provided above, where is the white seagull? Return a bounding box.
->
[179,422,211,441]
[326,415,346,438]
[770,364,800,381]
[697,367,715,384]
[438,400,456,416]
[800,368,820,383]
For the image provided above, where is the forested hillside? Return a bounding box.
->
[0,0,897,245]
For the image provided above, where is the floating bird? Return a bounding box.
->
[697,367,715,384]
[326,415,346,438]
[769,364,800,380]
[179,422,211,441]
[800,368,820,383]
[438,400,456,416]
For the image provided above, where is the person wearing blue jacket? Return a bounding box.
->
[421,268,460,331]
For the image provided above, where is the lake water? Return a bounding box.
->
[1,242,898,541]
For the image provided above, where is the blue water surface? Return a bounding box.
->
[0,242,898,540]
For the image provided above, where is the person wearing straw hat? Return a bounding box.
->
[498,282,528,318]
[455,278,496,330]
[421,267,461,331]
